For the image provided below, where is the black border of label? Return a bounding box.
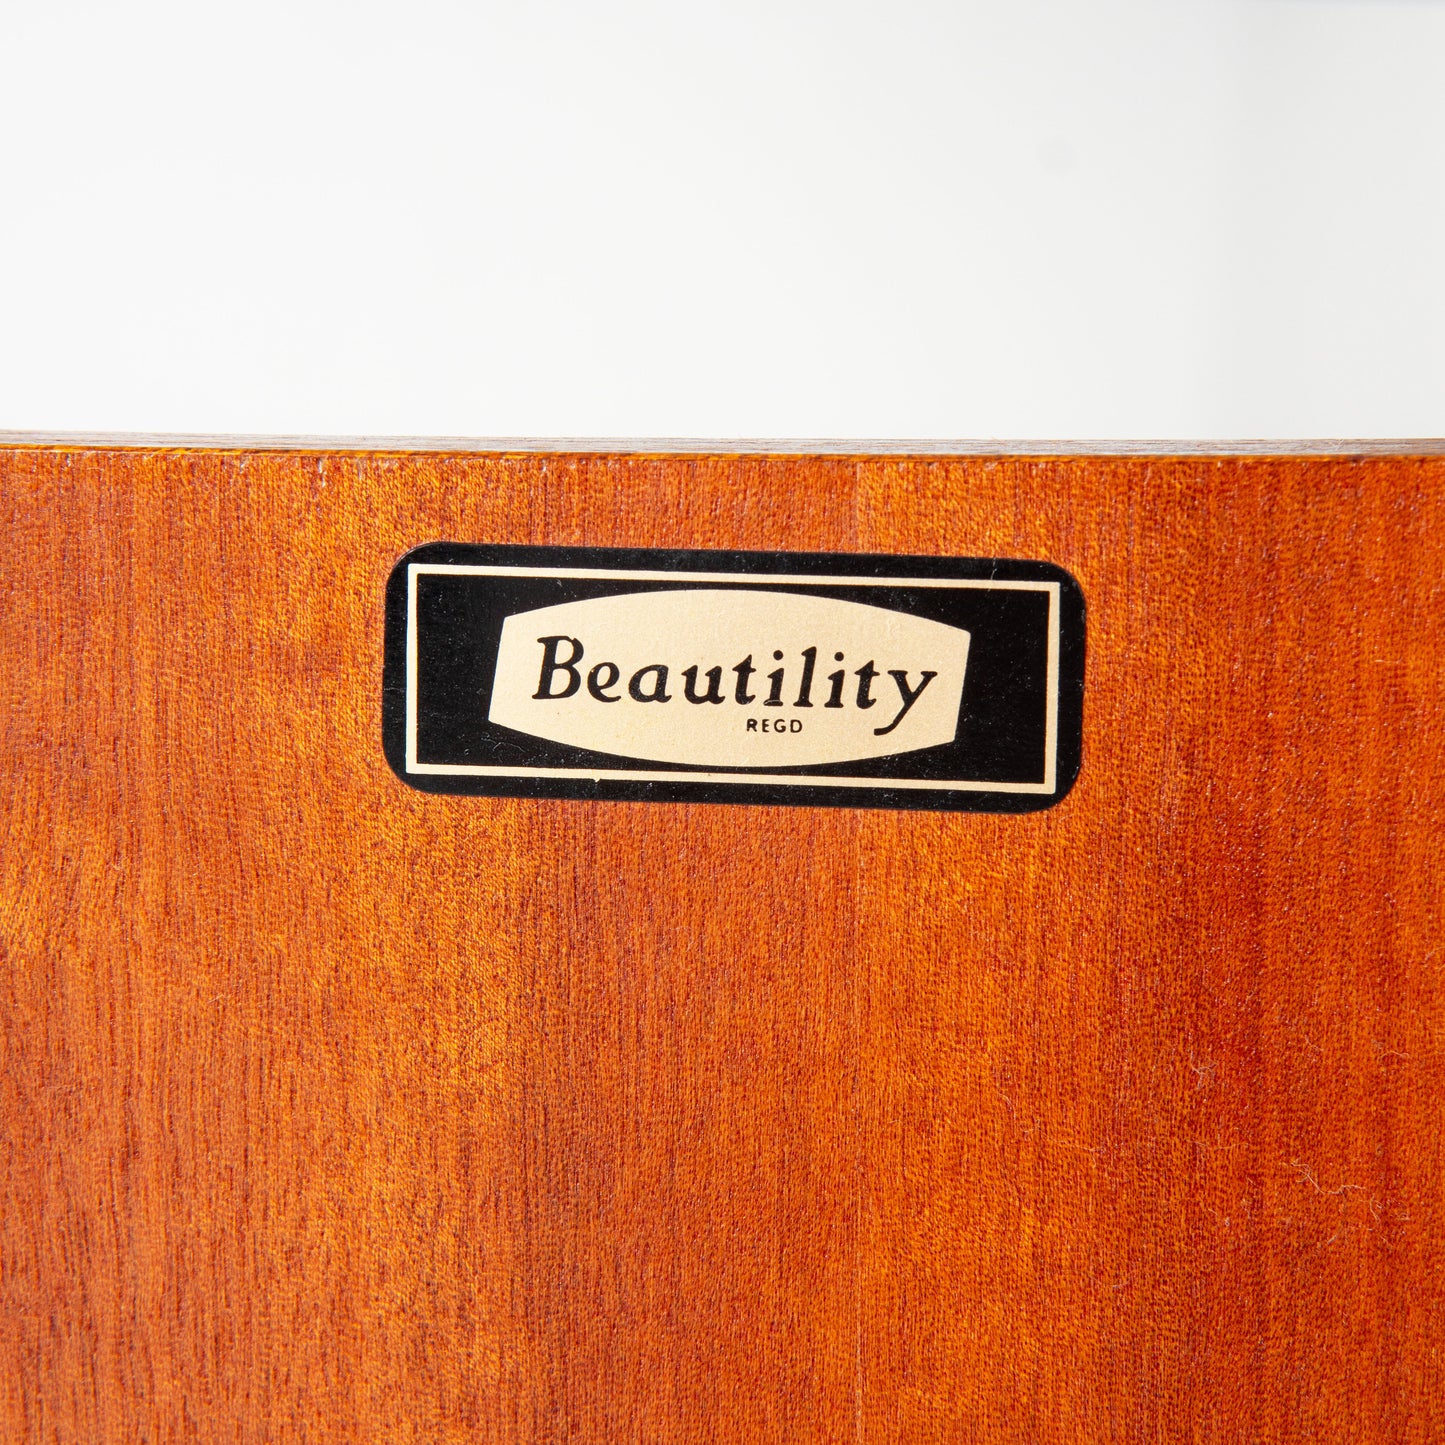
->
[382,543,1085,812]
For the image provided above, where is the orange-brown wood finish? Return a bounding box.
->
[1,446,1442,1444]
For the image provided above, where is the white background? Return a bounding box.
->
[1,0,1442,441]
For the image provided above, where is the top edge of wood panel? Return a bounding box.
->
[2,432,1444,458]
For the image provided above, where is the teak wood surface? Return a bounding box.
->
[1,445,1442,1444]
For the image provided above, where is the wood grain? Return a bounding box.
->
[1,446,1441,1443]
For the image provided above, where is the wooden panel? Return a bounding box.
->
[1,446,1441,1443]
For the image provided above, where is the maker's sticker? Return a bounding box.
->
[382,545,1084,812]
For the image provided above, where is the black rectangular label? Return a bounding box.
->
[382,544,1084,812]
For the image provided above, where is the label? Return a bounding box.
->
[382,545,1084,812]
